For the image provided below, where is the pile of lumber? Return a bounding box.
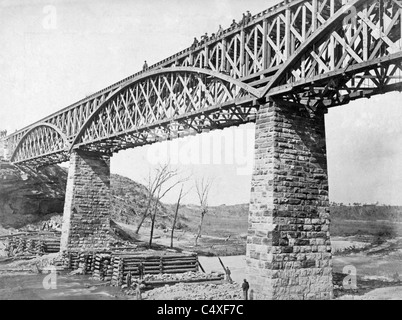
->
[3,232,61,257]
[110,253,199,287]
[62,250,199,287]
[93,253,113,282]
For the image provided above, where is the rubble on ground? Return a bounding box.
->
[142,271,223,283]
[143,281,243,300]
[0,253,63,273]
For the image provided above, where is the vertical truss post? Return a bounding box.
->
[312,0,318,32]
[285,8,291,59]
[240,29,245,77]
[263,19,269,69]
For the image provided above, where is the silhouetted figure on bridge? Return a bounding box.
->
[240,13,247,26]
[230,19,238,28]
[191,37,199,49]
[143,60,148,71]
[246,11,252,24]
[201,32,209,43]
[217,24,223,36]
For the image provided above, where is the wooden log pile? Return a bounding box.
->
[4,233,61,257]
[61,250,199,288]
[110,253,199,287]
[92,253,113,282]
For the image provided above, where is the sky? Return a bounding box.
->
[1,0,402,206]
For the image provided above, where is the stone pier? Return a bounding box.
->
[60,150,112,252]
[246,102,333,300]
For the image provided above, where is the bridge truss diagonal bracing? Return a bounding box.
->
[266,0,402,114]
[10,123,70,167]
[3,0,402,167]
[71,68,261,154]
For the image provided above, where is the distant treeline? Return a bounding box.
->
[330,204,402,222]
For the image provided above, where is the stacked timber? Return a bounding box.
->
[161,254,199,274]
[61,250,199,287]
[92,253,112,281]
[109,252,199,287]
[78,252,92,274]
[3,233,61,257]
[43,239,61,253]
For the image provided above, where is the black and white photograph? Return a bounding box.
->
[0,0,402,305]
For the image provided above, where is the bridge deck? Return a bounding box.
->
[2,0,402,166]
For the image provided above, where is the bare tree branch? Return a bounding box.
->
[194,177,214,246]
[170,184,191,248]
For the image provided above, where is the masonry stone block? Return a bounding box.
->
[60,150,112,252]
[246,102,333,300]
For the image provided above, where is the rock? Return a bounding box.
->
[69,268,84,275]
[0,163,67,228]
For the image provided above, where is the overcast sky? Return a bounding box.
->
[1,0,402,206]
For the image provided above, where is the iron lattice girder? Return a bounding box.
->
[265,0,402,97]
[4,0,402,166]
[5,0,350,150]
[71,68,261,151]
[78,101,259,154]
[8,69,260,167]
[10,123,69,164]
[270,52,402,110]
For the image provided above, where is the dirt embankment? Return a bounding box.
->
[0,163,67,229]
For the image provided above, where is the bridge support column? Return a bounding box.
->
[247,101,333,300]
[60,150,112,252]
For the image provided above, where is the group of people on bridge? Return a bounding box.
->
[141,10,253,72]
[191,10,252,50]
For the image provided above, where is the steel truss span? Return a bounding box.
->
[3,0,402,167]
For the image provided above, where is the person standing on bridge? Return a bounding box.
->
[191,37,199,49]
[245,11,252,24]
[230,19,238,29]
[201,32,209,43]
[239,13,246,26]
[217,24,223,36]
[143,60,148,71]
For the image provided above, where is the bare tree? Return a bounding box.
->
[194,177,213,246]
[135,164,177,234]
[170,184,190,248]
[143,165,186,248]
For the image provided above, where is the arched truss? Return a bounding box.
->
[10,123,70,166]
[4,0,402,165]
[71,67,262,153]
[264,0,402,113]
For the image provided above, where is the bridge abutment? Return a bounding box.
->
[247,101,333,300]
[60,149,112,252]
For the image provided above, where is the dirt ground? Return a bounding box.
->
[116,222,246,257]
[0,223,402,300]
